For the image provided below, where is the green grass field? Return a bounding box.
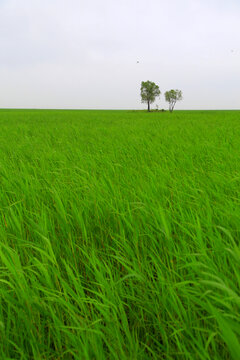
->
[0,109,240,359]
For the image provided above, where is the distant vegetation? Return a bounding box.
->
[140,80,161,112]
[141,81,183,112]
[165,89,183,112]
[0,109,240,359]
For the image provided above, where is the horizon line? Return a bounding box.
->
[0,108,240,111]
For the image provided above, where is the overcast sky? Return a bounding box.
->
[0,0,239,110]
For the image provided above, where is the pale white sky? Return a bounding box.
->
[0,0,239,110]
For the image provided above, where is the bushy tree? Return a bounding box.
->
[141,81,161,112]
[165,89,183,112]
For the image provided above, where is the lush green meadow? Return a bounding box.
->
[0,109,240,359]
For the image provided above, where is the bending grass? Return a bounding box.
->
[0,109,240,359]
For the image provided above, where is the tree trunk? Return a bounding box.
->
[147,101,150,112]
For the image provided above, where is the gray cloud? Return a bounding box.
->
[0,0,240,109]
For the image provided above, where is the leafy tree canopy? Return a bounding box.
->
[141,81,161,112]
[164,89,183,112]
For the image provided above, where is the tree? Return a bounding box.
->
[164,89,183,112]
[141,81,161,112]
